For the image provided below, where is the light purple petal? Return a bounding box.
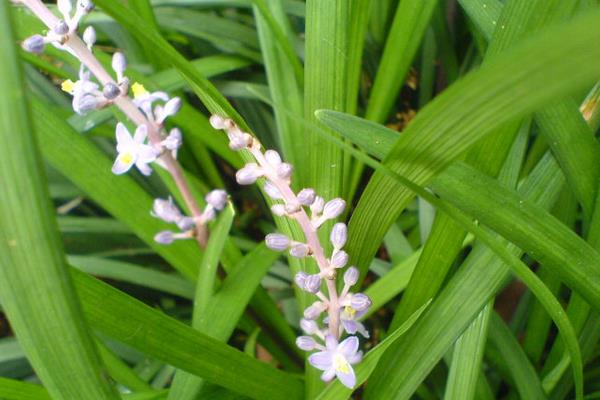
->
[342,320,358,334]
[338,336,359,358]
[136,160,153,176]
[356,322,370,339]
[133,124,148,144]
[347,350,363,365]
[112,154,134,175]
[150,91,169,102]
[335,364,356,389]
[115,123,133,151]
[308,351,332,371]
[321,368,336,382]
[137,145,159,163]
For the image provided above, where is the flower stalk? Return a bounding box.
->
[19,0,216,246]
[210,115,371,388]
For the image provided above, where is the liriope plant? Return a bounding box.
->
[19,0,227,249]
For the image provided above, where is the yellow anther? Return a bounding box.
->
[131,82,149,99]
[61,79,75,94]
[344,306,357,319]
[120,152,134,165]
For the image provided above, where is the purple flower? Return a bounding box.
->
[340,306,369,338]
[308,335,362,389]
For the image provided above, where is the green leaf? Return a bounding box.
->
[318,7,600,286]
[0,5,118,399]
[168,205,235,400]
[72,269,304,400]
[487,313,546,399]
[365,0,438,122]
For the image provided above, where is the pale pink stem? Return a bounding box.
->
[20,0,207,246]
[249,146,341,338]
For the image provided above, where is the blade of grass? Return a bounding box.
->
[168,205,234,400]
[365,0,438,123]
[71,269,304,400]
[0,5,118,399]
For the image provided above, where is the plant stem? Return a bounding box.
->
[20,0,208,246]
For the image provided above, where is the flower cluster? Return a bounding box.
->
[20,0,225,246]
[209,115,371,389]
[152,190,228,244]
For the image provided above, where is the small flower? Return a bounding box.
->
[348,293,371,312]
[271,204,286,216]
[310,196,325,215]
[276,163,293,179]
[297,188,316,206]
[103,82,121,100]
[83,26,96,48]
[323,198,346,220]
[22,34,46,53]
[300,318,319,334]
[265,233,290,251]
[264,150,282,166]
[236,163,263,185]
[112,52,127,82]
[112,123,159,176]
[131,82,169,118]
[343,266,359,286]
[290,243,310,258]
[302,274,321,293]
[308,335,362,388]
[264,181,282,200]
[304,301,326,320]
[154,230,175,244]
[205,189,228,211]
[161,128,183,152]
[330,250,349,269]
[209,114,228,130]
[61,76,105,115]
[156,97,182,124]
[296,336,317,351]
[330,223,347,249]
[53,20,69,35]
[151,197,183,224]
[340,306,369,338]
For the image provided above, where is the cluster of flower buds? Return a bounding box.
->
[209,115,371,389]
[153,190,228,244]
[22,0,94,56]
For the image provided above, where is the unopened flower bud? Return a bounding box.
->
[112,52,127,77]
[284,202,301,214]
[264,150,282,166]
[296,336,317,351]
[74,95,101,115]
[290,243,310,258]
[277,163,293,179]
[209,114,227,130]
[177,217,195,231]
[300,318,319,334]
[271,204,286,216]
[310,196,325,214]
[350,293,372,311]
[157,97,182,123]
[151,198,183,224]
[304,303,324,320]
[265,233,290,251]
[303,274,321,293]
[330,250,348,269]
[103,82,120,100]
[264,181,282,200]
[236,163,263,185]
[330,223,348,249]
[53,20,69,35]
[22,35,45,54]
[323,198,346,220]
[154,230,174,244]
[79,0,95,13]
[205,189,228,211]
[297,188,316,206]
[229,134,250,151]
[294,272,308,288]
[344,266,359,286]
[83,26,96,47]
